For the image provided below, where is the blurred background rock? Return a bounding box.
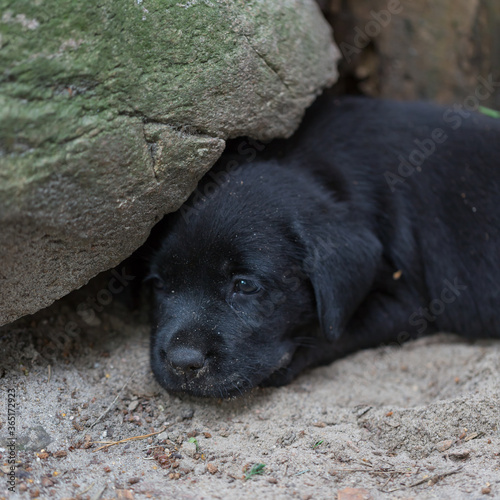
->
[319,0,500,109]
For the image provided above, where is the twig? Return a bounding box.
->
[142,440,171,451]
[354,459,373,467]
[381,474,395,489]
[93,426,167,452]
[357,406,373,418]
[47,365,52,383]
[386,466,463,492]
[331,468,408,475]
[409,467,463,487]
[79,482,95,495]
[294,469,310,476]
[90,485,107,500]
[89,377,132,429]
[464,431,484,442]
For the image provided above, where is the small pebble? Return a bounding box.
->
[128,400,139,412]
[435,439,453,452]
[41,477,54,487]
[449,449,470,460]
[183,441,198,458]
[207,463,218,475]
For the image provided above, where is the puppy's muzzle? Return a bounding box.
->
[163,346,207,379]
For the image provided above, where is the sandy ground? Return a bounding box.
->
[1,275,499,500]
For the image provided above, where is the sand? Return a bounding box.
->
[1,277,499,500]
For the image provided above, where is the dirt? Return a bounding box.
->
[1,279,499,500]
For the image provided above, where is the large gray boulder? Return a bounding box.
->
[0,0,340,326]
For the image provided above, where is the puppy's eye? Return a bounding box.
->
[234,279,261,294]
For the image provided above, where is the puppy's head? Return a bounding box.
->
[147,161,381,397]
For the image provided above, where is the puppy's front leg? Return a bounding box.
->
[261,289,428,388]
[337,289,433,356]
[259,335,332,387]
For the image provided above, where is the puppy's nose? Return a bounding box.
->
[167,347,206,376]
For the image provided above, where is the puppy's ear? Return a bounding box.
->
[301,223,382,341]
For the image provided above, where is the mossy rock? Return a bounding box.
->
[0,0,339,325]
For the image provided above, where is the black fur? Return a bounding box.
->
[146,95,500,398]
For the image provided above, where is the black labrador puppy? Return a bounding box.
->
[146,95,500,398]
